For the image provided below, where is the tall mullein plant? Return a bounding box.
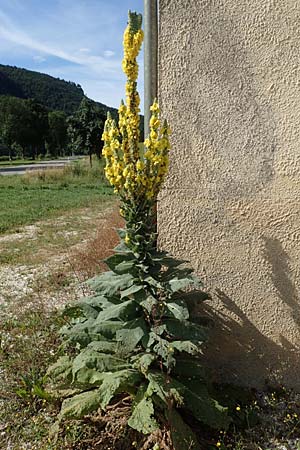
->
[102,11,170,260]
[48,12,230,450]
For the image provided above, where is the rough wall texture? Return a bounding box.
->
[158,0,300,388]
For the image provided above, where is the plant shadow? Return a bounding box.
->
[198,237,300,389]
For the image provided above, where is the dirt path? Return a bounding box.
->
[0,201,120,318]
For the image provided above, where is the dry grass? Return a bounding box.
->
[70,206,124,280]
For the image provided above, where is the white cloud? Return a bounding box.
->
[104,50,115,58]
[33,55,46,63]
[0,9,120,75]
[79,48,91,53]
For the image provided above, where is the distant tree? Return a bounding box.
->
[47,111,68,157]
[24,99,49,159]
[0,96,49,159]
[67,97,105,166]
[0,96,30,159]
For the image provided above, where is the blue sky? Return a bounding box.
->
[0,0,144,108]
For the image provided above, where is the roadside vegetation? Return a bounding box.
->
[0,158,114,233]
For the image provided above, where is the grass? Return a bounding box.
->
[0,159,114,234]
[0,156,76,166]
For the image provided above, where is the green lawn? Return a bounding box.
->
[0,163,114,233]
[0,158,64,166]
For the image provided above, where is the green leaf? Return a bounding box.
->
[60,319,97,347]
[162,267,194,282]
[169,277,197,293]
[171,340,200,355]
[165,319,209,342]
[74,368,107,385]
[87,271,134,296]
[78,294,121,309]
[72,349,129,380]
[87,341,118,354]
[104,253,136,274]
[90,320,124,339]
[95,300,139,322]
[178,290,211,303]
[114,241,132,254]
[97,369,142,408]
[144,276,164,289]
[146,372,184,406]
[173,358,207,380]
[47,356,72,383]
[165,299,189,320]
[182,380,230,430]
[120,284,144,299]
[128,385,159,434]
[60,389,101,418]
[133,353,156,374]
[140,295,157,313]
[116,317,148,353]
[62,319,123,347]
[168,409,201,450]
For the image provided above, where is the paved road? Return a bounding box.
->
[0,157,82,176]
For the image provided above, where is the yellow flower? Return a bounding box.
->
[216,442,221,448]
[124,234,130,244]
[136,160,145,171]
[236,406,241,411]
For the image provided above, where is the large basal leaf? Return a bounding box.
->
[94,299,140,322]
[113,241,132,254]
[182,380,231,430]
[60,318,100,347]
[146,372,185,406]
[47,356,72,383]
[133,353,156,375]
[87,271,134,296]
[116,317,148,353]
[62,319,123,347]
[72,349,129,380]
[65,295,121,320]
[79,294,122,309]
[60,389,101,418]
[172,357,207,380]
[97,369,142,409]
[168,408,201,450]
[86,341,118,354]
[128,385,159,434]
[104,253,136,274]
[75,368,107,385]
[164,318,209,343]
[90,320,124,339]
[165,299,189,321]
[120,284,144,299]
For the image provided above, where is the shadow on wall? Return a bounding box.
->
[199,237,300,388]
[263,236,300,327]
[202,289,300,388]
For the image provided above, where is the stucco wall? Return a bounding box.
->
[158,0,300,388]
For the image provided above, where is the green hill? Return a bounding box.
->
[0,64,116,116]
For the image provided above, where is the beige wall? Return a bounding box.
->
[158,0,300,388]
